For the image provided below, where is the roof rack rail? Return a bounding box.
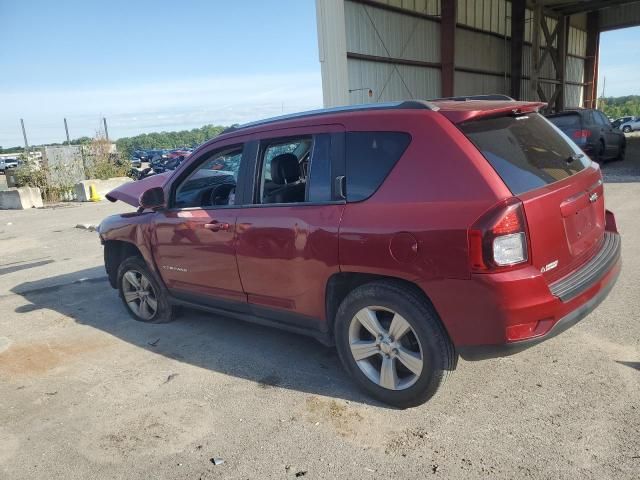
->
[219,100,439,135]
[431,94,515,102]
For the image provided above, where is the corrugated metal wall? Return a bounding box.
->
[348,58,441,102]
[344,0,441,102]
[600,2,640,31]
[345,1,440,62]
[457,0,511,35]
[366,0,440,16]
[338,0,587,107]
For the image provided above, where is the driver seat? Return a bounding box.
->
[264,153,305,204]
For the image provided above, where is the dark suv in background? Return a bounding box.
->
[547,108,626,162]
[100,99,621,407]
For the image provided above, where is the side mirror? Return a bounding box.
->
[139,187,165,210]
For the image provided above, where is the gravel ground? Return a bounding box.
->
[0,144,639,479]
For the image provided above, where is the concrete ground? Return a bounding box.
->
[1,145,639,480]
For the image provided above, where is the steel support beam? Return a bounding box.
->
[510,0,526,100]
[440,0,456,98]
[530,3,542,101]
[555,15,568,111]
[583,11,600,109]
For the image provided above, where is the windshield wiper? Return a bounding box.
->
[566,153,584,164]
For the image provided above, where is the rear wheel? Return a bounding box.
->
[616,141,626,161]
[334,281,456,408]
[117,256,173,323]
[596,140,606,162]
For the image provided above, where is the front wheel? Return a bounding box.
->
[117,256,173,323]
[623,126,632,133]
[334,281,456,408]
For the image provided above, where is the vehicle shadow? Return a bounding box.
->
[11,267,389,408]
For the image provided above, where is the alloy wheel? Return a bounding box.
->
[122,270,158,320]
[348,306,424,391]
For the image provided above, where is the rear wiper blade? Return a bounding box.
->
[566,153,584,164]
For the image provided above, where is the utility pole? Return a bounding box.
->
[598,76,606,109]
[103,117,109,142]
[20,118,29,155]
[64,118,71,145]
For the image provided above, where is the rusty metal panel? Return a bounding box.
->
[347,58,440,103]
[345,0,440,62]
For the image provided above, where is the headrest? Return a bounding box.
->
[271,153,299,185]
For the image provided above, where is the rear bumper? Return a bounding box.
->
[425,230,621,361]
[457,259,620,360]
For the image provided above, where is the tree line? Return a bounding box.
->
[1,124,229,156]
[599,95,640,119]
[115,124,228,158]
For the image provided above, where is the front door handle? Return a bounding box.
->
[204,221,230,232]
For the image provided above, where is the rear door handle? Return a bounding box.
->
[204,221,230,232]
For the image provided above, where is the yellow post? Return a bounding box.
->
[89,184,102,202]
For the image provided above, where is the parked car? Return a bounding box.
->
[619,117,640,133]
[129,156,142,168]
[100,99,621,408]
[611,115,634,129]
[546,109,626,162]
[0,158,19,173]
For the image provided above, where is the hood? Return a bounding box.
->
[105,172,172,207]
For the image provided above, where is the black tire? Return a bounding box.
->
[623,126,632,133]
[616,141,626,161]
[117,256,173,323]
[334,280,456,408]
[597,140,606,163]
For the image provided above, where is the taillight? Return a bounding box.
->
[572,129,591,140]
[469,198,530,272]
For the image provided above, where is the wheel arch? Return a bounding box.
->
[325,272,452,344]
[104,240,144,288]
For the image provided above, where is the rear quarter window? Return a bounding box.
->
[460,113,591,195]
[345,131,411,202]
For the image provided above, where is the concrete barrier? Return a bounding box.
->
[74,177,132,202]
[0,187,43,209]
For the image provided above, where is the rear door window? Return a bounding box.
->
[460,113,590,195]
[345,132,411,202]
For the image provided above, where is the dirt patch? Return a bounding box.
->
[0,337,111,377]
[304,396,364,437]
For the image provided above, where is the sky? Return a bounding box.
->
[1,2,639,148]
[598,26,640,98]
[0,0,323,147]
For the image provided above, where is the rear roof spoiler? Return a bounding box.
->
[430,94,515,102]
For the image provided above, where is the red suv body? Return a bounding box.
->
[100,99,621,407]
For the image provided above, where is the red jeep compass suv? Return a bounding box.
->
[100,98,621,408]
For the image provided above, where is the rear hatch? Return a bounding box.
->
[459,112,605,283]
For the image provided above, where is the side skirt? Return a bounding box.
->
[169,296,334,346]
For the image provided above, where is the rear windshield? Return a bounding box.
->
[460,112,590,195]
[547,113,581,129]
